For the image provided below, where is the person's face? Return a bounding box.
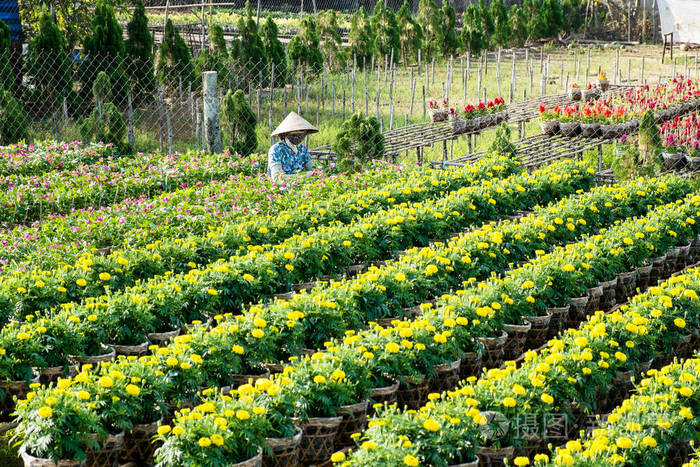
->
[286,132,306,145]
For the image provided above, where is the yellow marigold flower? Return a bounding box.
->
[37,406,53,418]
[540,393,554,404]
[675,318,686,328]
[395,272,406,282]
[522,280,534,290]
[76,278,87,287]
[404,455,419,466]
[680,407,693,419]
[243,274,254,281]
[198,437,211,447]
[236,410,250,420]
[425,265,438,276]
[514,457,530,466]
[361,441,377,450]
[211,433,224,446]
[313,375,326,384]
[502,397,516,407]
[99,376,114,388]
[642,436,657,447]
[330,452,346,462]
[125,384,140,396]
[157,425,171,435]
[172,426,185,435]
[616,437,633,449]
[386,342,400,353]
[251,329,265,339]
[232,345,244,355]
[562,264,575,272]
[99,272,111,281]
[423,418,440,431]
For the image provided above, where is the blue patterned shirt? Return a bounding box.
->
[267,141,312,175]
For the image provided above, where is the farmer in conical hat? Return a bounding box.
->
[267,112,319,183]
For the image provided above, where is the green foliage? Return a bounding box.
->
[508,4,528,47]
[157,19,197,90]
[92,71,112,104]
[261,17,288,86]
[210,24,228,54]
[397,0,422,65]
[195,48,228,82]
[230,1,268,83]
[81,0,128,107]
[416,0,441,58]
[289,17,323,73]
[490,0,511,48]
[0,20,11,91]
[562,0,584,34]
[220,89,258,156]
[439,3,459,57]
[27,11,73,105]
[460,4,488,56]
[332,112,384,172]
[125,0,155,104]
[349,7,374,68]
[0,89,27,145]
[317,10,346,71]
[371,0,401,64]
[80,102,127,149]
[478,0,494,36]
[489,122,517,158]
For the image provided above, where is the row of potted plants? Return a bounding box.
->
[10,176,697,467]
[0,149,274,226]
[540,77,700,138]
[538,354,700,466]
[659,113,700,171]
[159,189,700,466]
[0,155,522,321]
[343,257,700,466]
[0,141,115,176]
[0,158,417,269]
[427,98,508,135]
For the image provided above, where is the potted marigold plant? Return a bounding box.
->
[13,387,103,466]
[597,70,610,91]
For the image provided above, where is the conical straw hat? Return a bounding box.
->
[271,112,318,137]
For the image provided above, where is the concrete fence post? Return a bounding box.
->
[203,71,223,153]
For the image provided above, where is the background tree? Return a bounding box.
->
[125,0,155,105]
[0,20,13,91]
[157,19,196,91]
[79,72,127,151]
[289,17,323,74]
[460,4,487,56]
[397,0,422,66]
[561,0,584,36]
[230,1,268,85]
[490,0,511,48]
[80,0,128,106]
[348,7,374,69]
[416,0,441,58]
[332,112,384,173]
[27,10,72,112]
[478,0,494,37]
[508,4,528,47]
[261,17,288,86]
[317,10,346,71]
[210,24,228,54]
[220,89,258,156]
[438,3,459,57]
[370,0,400,64]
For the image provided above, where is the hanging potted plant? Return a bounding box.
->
[596,70,610,92]
[567,83,581,101]
[427,99,450,122]
[538,104,560,136]
[558,105,582,137]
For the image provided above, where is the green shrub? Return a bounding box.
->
[416,0,440,58]
[80,72,128,151]
[460,4,488,56]
[317,10,346,71]
[221,89,257,156]
[0,89,28,144]
[210,24,228,55]
[157,19,197,92]
[230,1,268,85]
[332,112,384,172]
[489,122,517,158]
[439,3,459,57]
[125,0,155,105]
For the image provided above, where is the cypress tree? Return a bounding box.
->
[221,89,258,156]
[125,0,155,105]
[210,24,228,54]
[416,0,440,59]
[317,10,346,71]
[508,4,528,47]
[230,1,268,83]
[157,19,196,90]
[490,0,511,48]
[28,10,73,109]
[332,112,384,173]
[370,0,400,64]
[439,3,459,57]
[80,71,128,151]
[348,7,374,69]
[397,0,422,65]
[289,17,323,74]
[0,20,12,91]
[81,0,128,107]
[261,17,288,85]
[460,4,487,56]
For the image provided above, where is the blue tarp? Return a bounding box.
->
[0,0,22,41]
